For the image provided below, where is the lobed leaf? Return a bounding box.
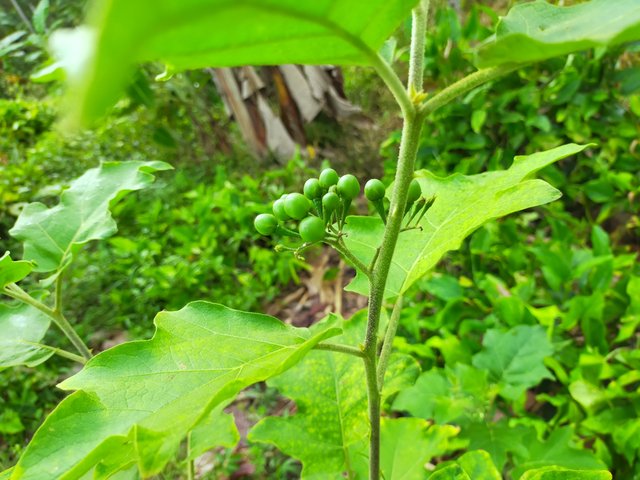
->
[476,0,640,68]
[472,325,554,400]
[0,303,52,368]
[0,253,33,288]
[344,144,591,299]
[56,0,418,127]
[10,161,172,274]
[11,301,340,479]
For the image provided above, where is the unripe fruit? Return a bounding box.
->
[407,179,421,204]
[303,178,322,199]
[365,179,385,201]
[272,198,289,221]
[299,216,325,243]
[322,191,341,212]
[319,168,339,188]
[284,193,311,220]
[337,174,360,199]
[254,214,278,236]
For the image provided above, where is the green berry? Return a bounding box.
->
[322,191,341,212]
[337,174,360,199]
[284,193,311,220]
[303,178,322,199]
[299,216,325,243]
[365,179,385,202]
[272,198,289,221]
[407,179,421,204]
[254,214,278,236]
[319,168,339,188]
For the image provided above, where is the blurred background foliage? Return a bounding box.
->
[1,0,639,477]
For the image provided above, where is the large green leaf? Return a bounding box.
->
[57,0,417,127]
[0,252,33,288]
[519,467,612,480]
[10,161,171,274]
[472,325,554,400]
[344,144,590,299]
[430,450,501,480]
[476,0,640,68]
[11,302,340,479]
[0,303,52,368]
[249,310,421,479]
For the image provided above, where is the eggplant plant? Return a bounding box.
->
[2,0,640,478]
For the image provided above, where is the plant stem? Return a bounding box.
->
[363,354,381,480]
[329,239,371,279]
[313,342,365,358]
[9,0,35,34]
[370,53,413,119]
[419,64,517,116]
[408,0,430,94]
[187,433,195,480]
[362,4,430,478]
[21,341,87,365]
[376,296,403,390]
[3,283,92,361]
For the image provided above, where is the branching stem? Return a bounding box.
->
[2,283,92,361]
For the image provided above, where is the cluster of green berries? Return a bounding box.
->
[254,168,361,244]
[254,168,434,248]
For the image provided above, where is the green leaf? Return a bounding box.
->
[0,253,33,288]
[0,469,13,480]
[511,428,607,479]
[0,302,52,368]
[519,467,612,480]
[430,450,501,480]
[356,418,460,480]
[392,364,489,425]
[188,405,240,460]
[472,325,554,400]
[11,302,339,479]
[32,0,49,35]
[58,0,418,127]
[344,144,591,299]
[249,310,420,479]
[9,161,172,274]
[463,421,529,470]
[476,0,640,68]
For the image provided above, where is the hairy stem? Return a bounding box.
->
[376,296,404,390]
[313,342,365,358]
[420,64,517,116]
[408,0,430,93]
[370,53,413,119]
[330,239,371,279]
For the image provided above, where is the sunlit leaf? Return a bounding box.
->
[10,161,172,274]
[344,144,591,299]
[476,0,640,68]
[57,0,418,127]
[11,302,340,479]
[0,253,33,288]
